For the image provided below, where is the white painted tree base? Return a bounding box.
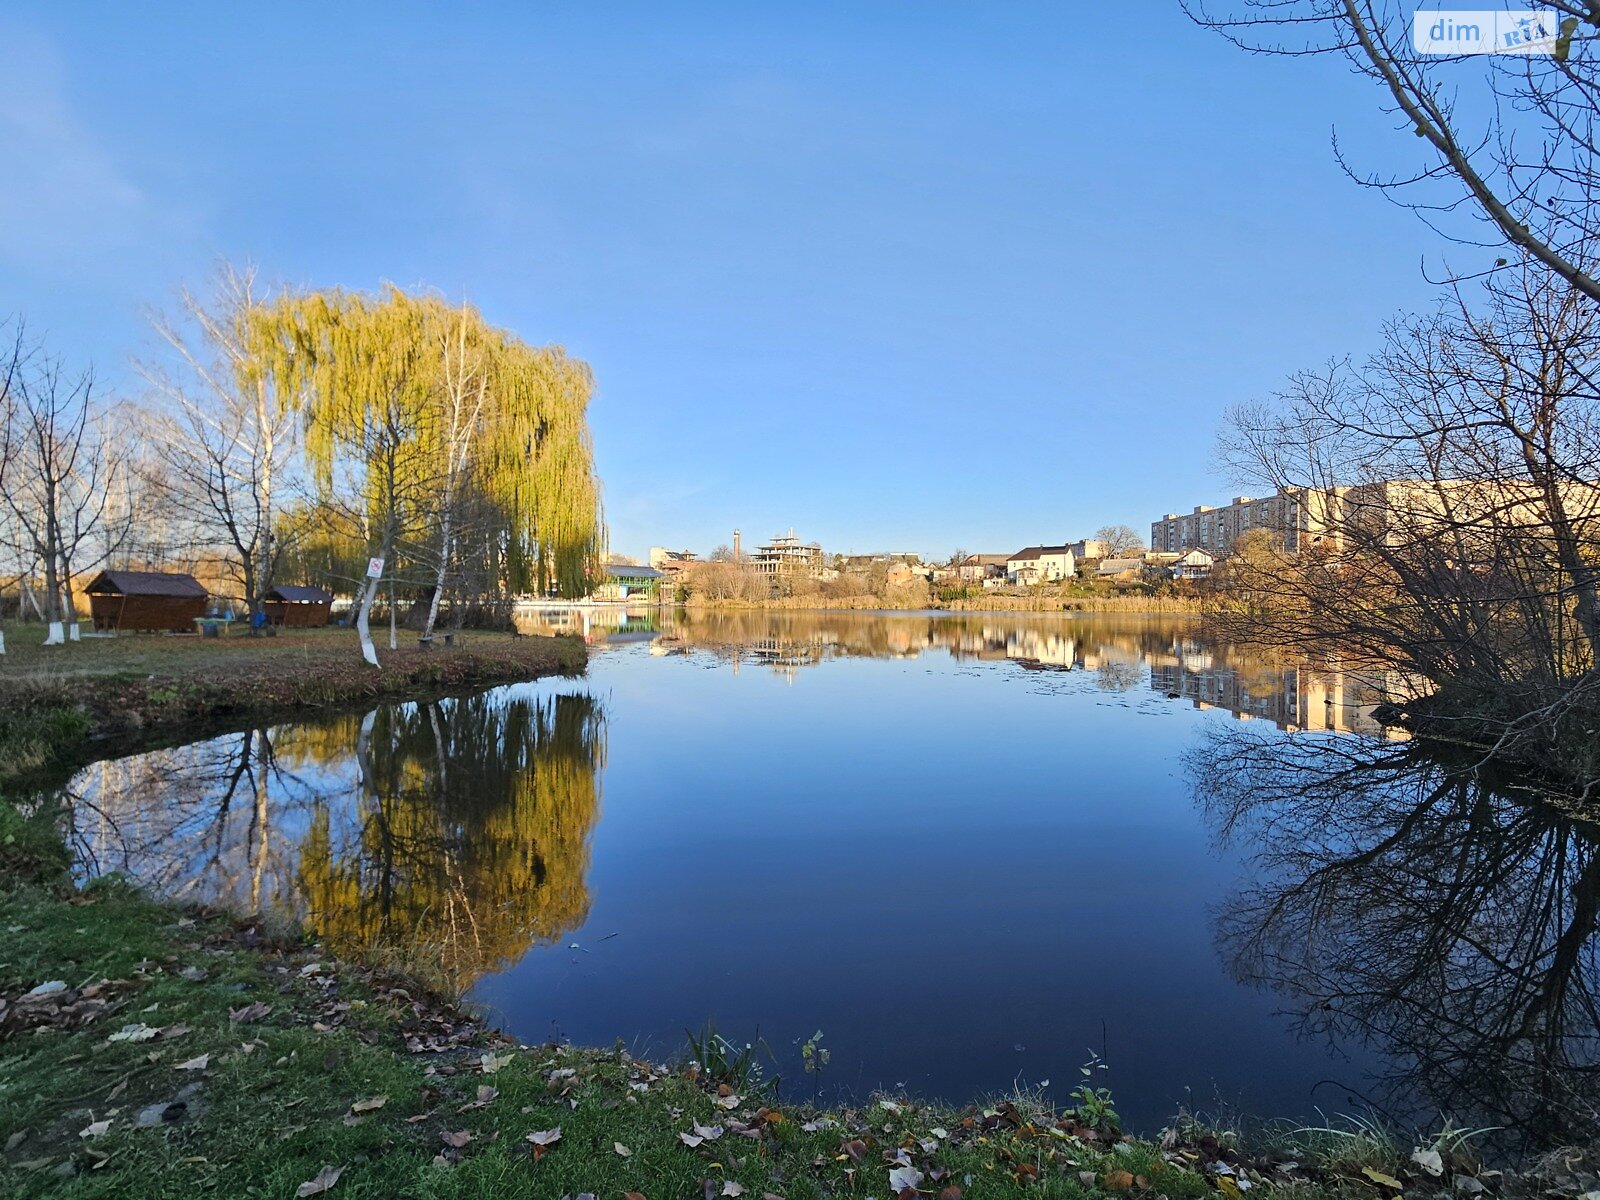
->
[68,622,80,641]
[43,621,64,646]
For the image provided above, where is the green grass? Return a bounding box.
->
[0,875,1364,1200]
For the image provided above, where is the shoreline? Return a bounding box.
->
[678,597,1203,614]
[0,627,586,787]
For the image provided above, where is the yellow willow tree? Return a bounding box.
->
[244,286,603,664]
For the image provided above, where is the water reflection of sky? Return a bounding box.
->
[476,615,1389,1132]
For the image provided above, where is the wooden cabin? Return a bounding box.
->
[84,570,209,632]
[263,585,334,628]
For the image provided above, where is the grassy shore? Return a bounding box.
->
[7,872,1593,1199]
[0,623,586,778]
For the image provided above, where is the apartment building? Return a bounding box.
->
[1151,489,1349,557]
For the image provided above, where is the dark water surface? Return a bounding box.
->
[54,611,1600,1147]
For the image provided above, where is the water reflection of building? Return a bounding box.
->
[1149,647,1408,736]
[513,603,662,643]
[636,610,1170,684]
[630,611,1415,736]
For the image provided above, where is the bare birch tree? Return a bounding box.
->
[142,264,300,625]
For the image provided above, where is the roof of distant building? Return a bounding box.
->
[605,564,663,579]
[1008,544,1072,561]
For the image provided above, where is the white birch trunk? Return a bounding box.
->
[354,575,380,667]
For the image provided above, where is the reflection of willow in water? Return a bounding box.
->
[1189,725,1600,1149]
[296,692,605,985]
[62,691,606,989]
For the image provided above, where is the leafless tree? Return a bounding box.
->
[1214,252,1600,788]
[1093,524,1144,557]
[142,264,299,626]
[0,326,131,645]
[1186,0,1600,303]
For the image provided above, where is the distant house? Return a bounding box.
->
[956,553,1010,584]
[1095,557,1146,579]
[1068,539,1110,562]
[1007,545,1075,585]
[264,585,334,627]
[1171,549,1215,580]
[84,570,209,632]
[594,564,663,600]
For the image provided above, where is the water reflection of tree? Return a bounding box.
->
[1189,725,1600,1149]
[67,728,325,913]
[62,690,606,991]
[296,692,606,987]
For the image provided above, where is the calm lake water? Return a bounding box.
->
[51,611,1600,1148]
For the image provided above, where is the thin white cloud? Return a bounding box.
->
[0,24,195,275]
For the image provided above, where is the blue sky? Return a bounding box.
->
[0,2,1461,559]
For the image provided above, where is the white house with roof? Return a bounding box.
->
[1007,544,1075,584]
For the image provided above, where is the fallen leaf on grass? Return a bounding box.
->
[108,1024,159,1043]
[175,1054,210,1071]
[79,1120,111,1139]
[722,1184,746,1197]
[1363,1168,1404,1191]
[889,1167,924,1193]
[715,1093,742,1110]
[679,1132,705,1148]
[229,1002,271,1024]
[440,1130,473,1149]
[1103,1170,1137,1191]
[1412,1149,1444,1177]
[624,1194,647,1200]
[479,1051,514,1074]
[295,1165,343,1197]
[938,1189,963,1200]
[350,1096,387,1114]
[614,1142,632,1157]
[527,1126,561,1160]
[179,966,207,982]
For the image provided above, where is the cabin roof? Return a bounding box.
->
[266,585,334,603]
[84,570,207,598]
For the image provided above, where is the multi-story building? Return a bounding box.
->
[1151,489,1352,557]
[1152,495,1288,557]
[751,532,826,578]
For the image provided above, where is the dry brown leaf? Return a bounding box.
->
[440,1130,473,1149]
[350,1096,387,1114]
